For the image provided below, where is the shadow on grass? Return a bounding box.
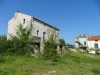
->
[0,56,6,64]
[91,69,100,75]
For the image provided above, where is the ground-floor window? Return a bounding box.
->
[94,43,98,48]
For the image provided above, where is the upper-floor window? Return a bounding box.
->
[23,19,25,24]
[84,41,86,46]
[95,40,98,42]
[43,32,46,41]
[37,30,39,35]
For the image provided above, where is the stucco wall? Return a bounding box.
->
[7,12,59,42]
[88,40,100,49]
[7,12,32,39]
[79,38,88,46]
[75,43,78,48]
[31,19,58,42]
[75,37,88,48]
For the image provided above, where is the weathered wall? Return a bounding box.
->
[7,11,59,52]
[7,11,59,41]
[7,11,32,39]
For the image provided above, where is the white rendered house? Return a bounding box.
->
[75,34,89,51]
[7,11,59,52]
[88,36,100,49]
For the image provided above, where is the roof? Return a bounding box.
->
[32,17,59,31]
[76,36,87,38]
[75,34,89,38]
[88,36,100,40]
[16,11,59,31]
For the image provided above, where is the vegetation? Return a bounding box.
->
[0,35,8,53]
[1,24,100,75]
[0,24,34,56]
[42,30,59,62]
[8,24,34,56]
[59,38,66,45]
[0,48,100,75]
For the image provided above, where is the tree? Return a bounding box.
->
[8,24,34,56]
[0,35,7,53]
[59,38,66,45]
[42,30,59,62]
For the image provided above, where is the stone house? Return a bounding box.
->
[7,11,59,53]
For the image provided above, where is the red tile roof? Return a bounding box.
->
[88,36,100,40]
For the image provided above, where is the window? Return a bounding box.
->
[84,41,86,46]
[43,32,46,41]
[94,43,98,48]
[23,19,25,24]
[95,40,98,42]
[37,30,39,35]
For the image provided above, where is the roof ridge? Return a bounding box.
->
[15,10,59,30]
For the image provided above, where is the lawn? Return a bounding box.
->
[0,49,100,75]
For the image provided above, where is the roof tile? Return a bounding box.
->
[88,36,100,40]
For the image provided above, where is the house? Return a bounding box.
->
[7,11,59,53]
[75,34,89,51]
[66,43,75,48]
[88,36,100,49]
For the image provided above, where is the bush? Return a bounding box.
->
[0,36,8,54]
[7,24,34,56]
[42,30,59,62]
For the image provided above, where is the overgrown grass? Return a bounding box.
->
[0,49,100,75]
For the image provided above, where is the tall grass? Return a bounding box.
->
[0,49,100,75]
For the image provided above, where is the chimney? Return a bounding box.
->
[16,10,19,12]
[14,10,19,20]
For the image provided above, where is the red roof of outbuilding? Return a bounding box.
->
[88,36,100,40]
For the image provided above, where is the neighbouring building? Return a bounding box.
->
[7,11,59,53]
[75,34,89,51]
[66,43,75,48]
[88,36,100,49]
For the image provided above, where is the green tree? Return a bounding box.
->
[0,35,7,53]
[59,38,66,45]
[42,30,59,62]
[8,24,34,56]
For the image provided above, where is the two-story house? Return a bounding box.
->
[88,36,100,49]
[7,11,59,52]
[75,34,89,51]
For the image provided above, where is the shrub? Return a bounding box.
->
[42,30,59,62]
[8,24,34,56]
[0,36,8,54]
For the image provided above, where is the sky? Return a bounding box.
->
[0,0,100,44]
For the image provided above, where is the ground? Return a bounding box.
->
[0,48,100,75]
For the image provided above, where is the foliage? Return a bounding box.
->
[1,48,100,75]
[59,38,66,45]
[8,24,34,56]
[91,68,100,75]
[0,35,8,53]
[42,30,59,62]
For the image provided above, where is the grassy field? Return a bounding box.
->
[0,49,100,75]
